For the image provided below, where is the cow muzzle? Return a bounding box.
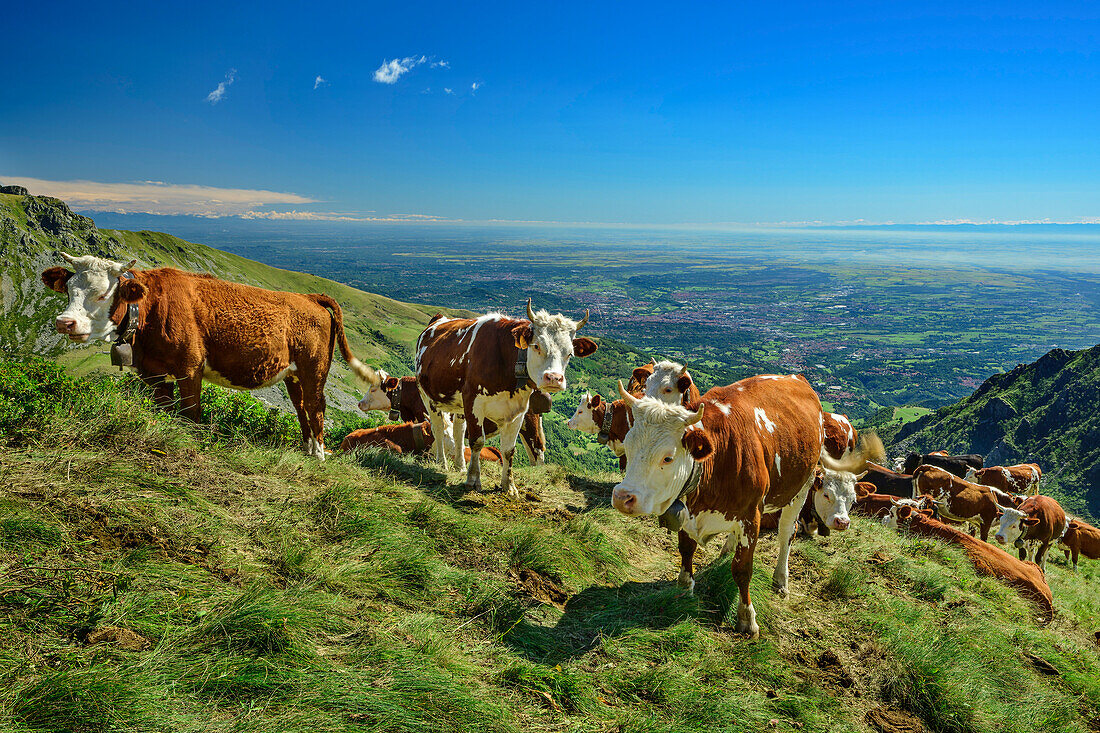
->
[540,371,565,391]
[611,487,638,515]
[832,516,851,531]
[55,317,89,341]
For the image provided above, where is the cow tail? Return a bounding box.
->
[309,294,381,387]
[819,431,885,475]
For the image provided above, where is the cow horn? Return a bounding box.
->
[526,298,535,322]
[111,259,137,276]
[618,380,638,407]
[678,364,688,377]
[576,308,589,330]
[648,357,656,365]
[60,252,77,264]
[685,403,705,426]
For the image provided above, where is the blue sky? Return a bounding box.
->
[2,1,1099,225]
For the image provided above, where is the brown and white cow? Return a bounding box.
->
[415,300,597,495]
[823,412,858,461]
[359,373,547,466]
[995,495,1067,573]
[566,392,633,468]
[609,374,881,638]
[911,465,1002,541]
[965,463,1042,496]
[644,360,703,407]
[1059,518,1100,571]
[886,504,1054,623]
[42,254,379,459]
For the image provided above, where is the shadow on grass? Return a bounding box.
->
[564,473,616,513]
[503,554,749,665]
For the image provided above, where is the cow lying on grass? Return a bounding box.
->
[359,373,547,466]
[42,254,379,459]
[886,504,1054,623]
[340,421,503,463]
[610,374,882,638]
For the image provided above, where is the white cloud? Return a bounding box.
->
[313,75,327,89]
[471,81,481,91]
[1,175,315,217]
[443,87,453,95]
[431,60,450,69]
[239,210,450,222]
[205,69,237,104]
[373,56,426,84]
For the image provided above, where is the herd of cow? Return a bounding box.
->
[41,255,1099,638]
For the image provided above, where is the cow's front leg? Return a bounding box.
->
[498,414,525,498]
[1035,541,1050,573]
[730,516,760,637]
[451,414,467,473]
[774,475,814,598]
[425,407,451,469]
[464,410,485,491]
[176,372,204,423]
[677,530,697,593]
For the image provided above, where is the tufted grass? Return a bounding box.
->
[2,362,1099,732]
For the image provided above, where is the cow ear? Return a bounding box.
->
[383,377,400,390]
[919,508,935,517]
[1022,516,1040,527]
[42,267,73,293]
[117,278,147,303]
[681,427,713,461]
[896,505,913,520]
[512,323,533,349]
[590,394,601,408]
[572,337,598,357]
[632,366,650,381]
[676,374,693,393]
[855,484,871,499]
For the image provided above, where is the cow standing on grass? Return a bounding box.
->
[902,451,983,478]
[644,360,702,406]
[911,465,1003,541]
[1059,518,1100,571]
[610,374,882,638]
[995,495,1067,573]
[567,393,633,469]
[42,254,379,459]
[966,463,1042,497]
[415,300,597,496]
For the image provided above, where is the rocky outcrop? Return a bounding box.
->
[0,184,29,195]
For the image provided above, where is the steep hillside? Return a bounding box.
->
[3,359,1100,733]
[891,345,1100,518]
[0,188,468,413]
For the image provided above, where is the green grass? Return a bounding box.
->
[2,361,1100,732]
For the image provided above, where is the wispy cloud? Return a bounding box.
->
[373,56,426,84]
[443,88,453,95]
[431,60,449,69]
[238,210,452,222]
[205,69,237,104]
[1,175,314,217]
[313,75,327,89]
[471,81,481,91]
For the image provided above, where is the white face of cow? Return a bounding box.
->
[812,467,857,531]
[358,370,393,412]
[566,392,600,432]
[49,254,135,342]
[612,397,708,516]
[882,498,927,529]
[519,303,596,392]
[645,360,689,404]
[994,507,1032,546]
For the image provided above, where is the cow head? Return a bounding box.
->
[812,466,858,531]
[644,360,695,405]
[625,358,656,395]
[994,506,1038,546]
[883,498,933,529]
[611,382,713,516]
[511,299,598,393]
[566,392,601,432]
[358,370,396,412]
[43,253,142,342]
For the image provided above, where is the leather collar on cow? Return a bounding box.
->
[657,462,703,534]
[110,271,140,370]
[513,345,553,412]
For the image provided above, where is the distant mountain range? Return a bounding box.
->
[887,345,1100,518]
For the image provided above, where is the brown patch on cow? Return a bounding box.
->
[508,567,568,609]
[865,706,925,733]
[85,626,150,651]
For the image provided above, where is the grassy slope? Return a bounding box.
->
[890,346,1100,519]
[3,363,1100,733]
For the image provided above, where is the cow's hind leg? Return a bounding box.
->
[498,413,525,498]
[729,514,760,637]
[284,376,312,452]
[774,473,814,599]
[1035,541,1051,573]
[296,373,327,460]
[451,414,467,473]
[176,372,204,423]
[677,530,697,593]
[425,407,452,469]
